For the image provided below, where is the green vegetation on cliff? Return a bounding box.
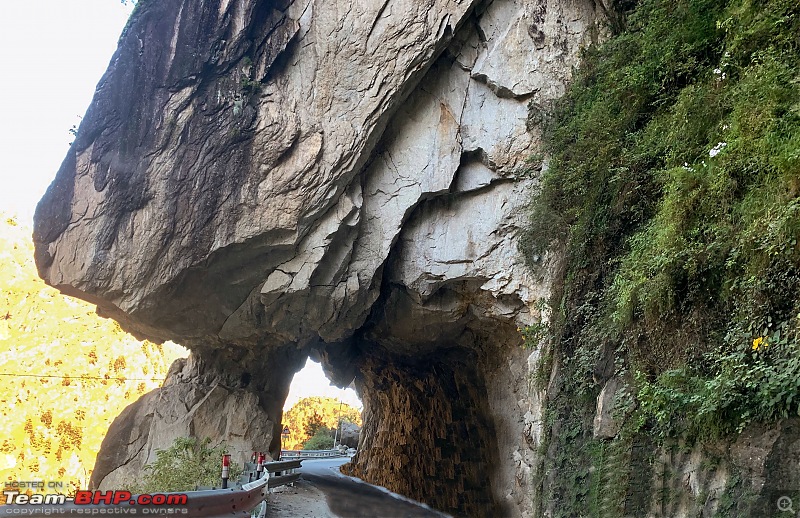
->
[523,0,799,515]
[529,0,800,440]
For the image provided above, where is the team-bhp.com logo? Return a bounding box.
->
[2,487,189,515]
[73,492,187,507]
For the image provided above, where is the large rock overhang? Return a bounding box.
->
[34,0,483,349]
[34,0,601,514]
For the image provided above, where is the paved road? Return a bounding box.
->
[298,457,450,518]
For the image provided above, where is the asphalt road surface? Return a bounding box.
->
[298,457,450,518]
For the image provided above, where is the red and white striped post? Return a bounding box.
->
[221,454,231,489]
[256,452,266,479]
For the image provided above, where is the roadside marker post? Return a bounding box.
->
[221,454,231,489]
[256,452,266,480]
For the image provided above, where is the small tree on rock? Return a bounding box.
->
[302,430,334,450]
[129,437,242,492]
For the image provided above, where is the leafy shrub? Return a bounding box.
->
[637,325,800,439]
[302,430,334,450]
[130,437,242,493]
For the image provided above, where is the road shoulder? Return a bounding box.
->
[264,480,337,518]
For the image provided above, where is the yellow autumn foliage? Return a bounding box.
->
[0,214,187,498]
[281,396,361,450]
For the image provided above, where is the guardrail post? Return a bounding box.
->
[256,452,265,480]
[221,454,230,489]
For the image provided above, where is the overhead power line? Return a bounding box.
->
[0,372,165,382]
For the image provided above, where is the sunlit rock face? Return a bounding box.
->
[34,0,600,514]
[34,0,485,348]
[90,350,306,490]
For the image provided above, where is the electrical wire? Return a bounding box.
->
[0,372,165,382]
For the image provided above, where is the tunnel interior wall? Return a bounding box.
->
[343,351,503,517]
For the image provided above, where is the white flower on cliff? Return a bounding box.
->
[709,142,727,157]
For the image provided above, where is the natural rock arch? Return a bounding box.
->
[36,0,601,515]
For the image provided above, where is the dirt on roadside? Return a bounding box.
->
[263,480,337,518]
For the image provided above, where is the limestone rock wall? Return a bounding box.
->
[614,420,800,518]
[35,0,597,352]
[90,350,306,490]
[35,0,485,349]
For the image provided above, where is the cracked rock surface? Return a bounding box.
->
[35,0,600,515]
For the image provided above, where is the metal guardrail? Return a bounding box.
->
[239,458,302,488]
[0,457,308,518]
[269,472,301,488]
[266,458,301,488]
[265,459,303,472]
[0,475,269,518]
[280,449,343,458]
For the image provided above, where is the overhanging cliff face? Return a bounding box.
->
[35,0,600,514]
[35,0,483,348]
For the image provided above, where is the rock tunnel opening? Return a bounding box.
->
[304,277,525,516]
[281,357,363,450]
[247,273,522,518]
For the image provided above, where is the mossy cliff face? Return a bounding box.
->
[34,0,601,515]
[526,0,800,516]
